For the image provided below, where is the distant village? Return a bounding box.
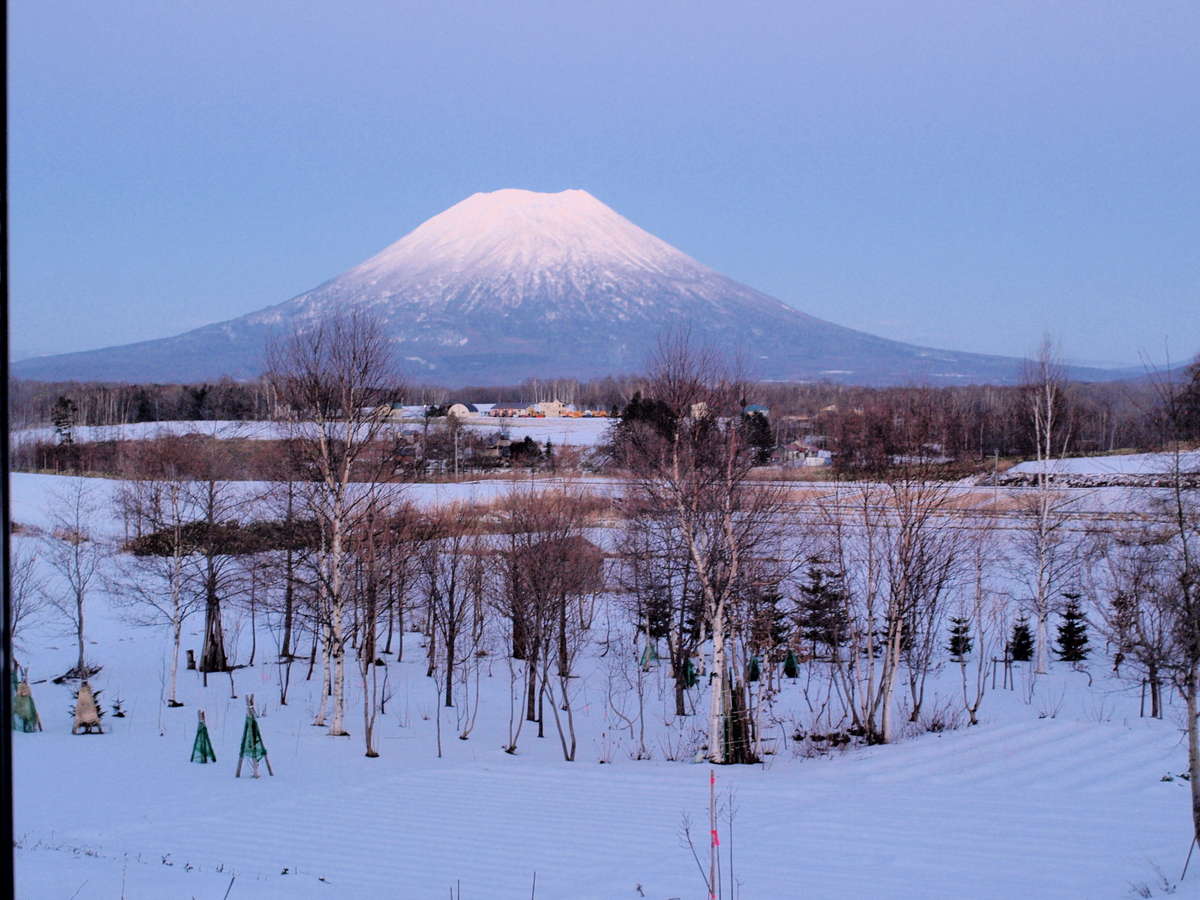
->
[375,399,834,474]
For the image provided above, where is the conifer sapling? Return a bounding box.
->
[1054,595,1091,663]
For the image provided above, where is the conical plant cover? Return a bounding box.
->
[73,682,102,733]
[783,649,799,679]
[239,712,267,762]
[747,656,761,682]
[640,644,658,667]
[684,658,698,688]
[191,721,216,764]
[13,680,42,733]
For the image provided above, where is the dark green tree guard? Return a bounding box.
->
[236,694,273,777]
[783,649,799,679]
[191,711,217,763]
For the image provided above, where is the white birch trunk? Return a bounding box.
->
[169,617,182,705]
[707,600,727,764]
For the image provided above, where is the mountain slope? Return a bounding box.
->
[13,189,1122,386]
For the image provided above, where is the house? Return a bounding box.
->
[375,402,407,421]
[489,402,529,418]
[780,439,833,467]
[532,400,566,418]
[478,436,512,462]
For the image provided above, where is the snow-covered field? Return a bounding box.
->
[1008,450,1200,476]
[11,472,1200,898]
[11,415,614,449]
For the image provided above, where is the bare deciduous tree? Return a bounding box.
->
[10,540,47,653]
[112,475,203,706]
[42,482,107,680]
[959,527,1003,726]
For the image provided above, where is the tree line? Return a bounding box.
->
[13,356,1199,466]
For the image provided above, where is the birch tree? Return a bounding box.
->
[265,310,402,738]
[1020,338,1076,674]
[614,336,785,763]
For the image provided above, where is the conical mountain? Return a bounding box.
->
[13,189,1118,385]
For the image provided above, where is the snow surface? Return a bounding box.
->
[11,472,1200,898]
[1009,450,1200,476]
[12,415,615,448]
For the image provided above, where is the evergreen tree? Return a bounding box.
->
[611,391,678,462]
[51,396,77,446]
[740,411,774,465]
[509,436,541,466]
[746,585,788,665]
[795,567,848,657]
[1010,615,1034,662]
[1054,595,1091,662]
[947,617,973,660]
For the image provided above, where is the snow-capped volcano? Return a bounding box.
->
[13,189,1119,385]
[245,188,805,340]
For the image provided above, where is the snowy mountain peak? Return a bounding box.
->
[346,188,702,286]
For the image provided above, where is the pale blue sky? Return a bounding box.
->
[9,0,1199,367]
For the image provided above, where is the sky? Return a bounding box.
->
[9,0,1200,368]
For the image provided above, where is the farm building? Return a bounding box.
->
[446,402,478,418]
[489,402,529,418]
